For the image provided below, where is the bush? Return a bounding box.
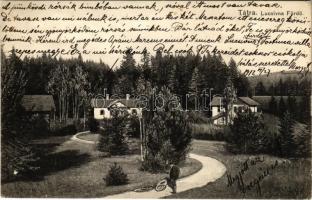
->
[191,123,229,141]
[294,124,311,158]
[226,111,270,154]
[142,87,192,172]
[276,111,296,157]
[88,117,99,133]
[187,111,209,123]
[51,124,77,136]
[29,114,50,136]
[97,110,129,155]
[128,115,140,138]
[105,163,129,186]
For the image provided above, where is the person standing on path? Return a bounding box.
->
[168,164,180,194]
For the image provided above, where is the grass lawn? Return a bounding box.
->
[2,135,201,198]
[167,140,311,199]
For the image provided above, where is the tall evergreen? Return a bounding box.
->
[278,97,287,116]
[269,96,277,115]
[189,66,199,95]
[278,111,295,157]
[255,81,266,95]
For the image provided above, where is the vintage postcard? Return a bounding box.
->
[0,0,311,198]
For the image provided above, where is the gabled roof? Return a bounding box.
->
[210,97,259,106]
[238,97,260,106]
[21,95,55,112]
[91,99,138,108]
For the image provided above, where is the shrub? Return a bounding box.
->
[187,111,209,123]
[97,110,129,155]
[105,163,129,186]
[51,124,77,136]
[294,124,311,158]
[191,123,228,141]
[226,111,270,154]
[88,117,99,133]
[142,87,192,172]
[128,115,140,138]
[277,111,296,157]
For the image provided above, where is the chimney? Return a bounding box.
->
[106,94,109,100]
[126,94,130,100]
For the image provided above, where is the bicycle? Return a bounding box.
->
[155,177,169,192]
[133,177,169,192]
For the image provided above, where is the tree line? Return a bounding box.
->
[254,78,311,96]
[3,47,252,120]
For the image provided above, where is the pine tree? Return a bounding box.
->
[189,66,199,95]
[228,58,238,81]
[267,84,275,96]
[255,81,266,95]
[98,110,129,155]
[227,111,268,154]
[278,111,295,157]
[223,78,237,125]
[118,48,139,93]
[269,96,277,115]
[287,96,297,119]
[278,97,287,117]
[168,64,177,93]
[142,87,192,172]
[295,124,311,157]
[299,95,310,123]
[140,51,151,82]
[1,48,39,181]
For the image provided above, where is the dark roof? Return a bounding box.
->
[21,95,55,112]
[91,99,138,108]
[239,97,260,106]
[210,97,223,106]
[210,97,259,106]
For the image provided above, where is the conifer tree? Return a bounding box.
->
[278,97,287,116]
[269,96,277,115]
[189,66,199,95]
[98,110,129,155]
[278,111,295,157]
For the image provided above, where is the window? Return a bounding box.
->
[234,107,237,112]
[131,109,137,115]
[100,109,105,115]
[217,107,220,112]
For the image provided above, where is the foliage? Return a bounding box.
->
[278,97,287,117]
[1,48,40,182]
[142,87,192,172]
[191,123,229,141]
[255,81,266,95]
[128,115,140,138]
[88,117,99,133]
[97,110,129,155]
[226,111,270,154]
[268,96,277,114]
[294,124,311,158]
[223,78,237,125]
[277,111,296,157]
[104,163,129,186]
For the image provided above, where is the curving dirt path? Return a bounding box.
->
[71,132,227,199]
[104,153,226,199]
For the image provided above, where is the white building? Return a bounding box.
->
[91,95,142,119]
[210,96,260,125]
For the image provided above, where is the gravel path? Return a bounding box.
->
[71,131,227,199]
[104,153,226,199]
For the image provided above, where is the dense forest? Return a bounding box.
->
[2,46,311,122]
[1,47,252,120]
[1,46,311,181]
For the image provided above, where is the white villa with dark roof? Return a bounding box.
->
[210,96,260,125]
[91,94,142,119]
